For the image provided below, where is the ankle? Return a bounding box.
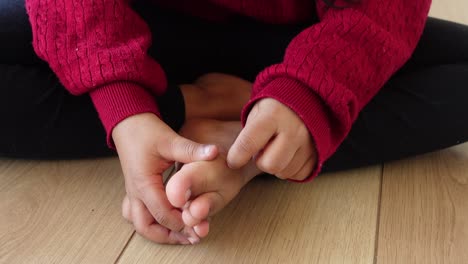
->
[181,84,205,120]
[180,75,252,121]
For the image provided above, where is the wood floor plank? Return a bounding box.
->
[0,159,133,264]
[118,166,381,264]
[376,1,468,263]
[429,0,468,25]
[376,143,468,264]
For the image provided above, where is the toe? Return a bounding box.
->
[194,220,210,238]
[181,226,201,245]
[166,165,199,208]
[189,191,226,220]
[122,195,132,223]
[182,206,203,227]
[167,162,221,208]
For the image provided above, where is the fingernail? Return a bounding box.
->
[202,145,213,157]
[185,189,191,202]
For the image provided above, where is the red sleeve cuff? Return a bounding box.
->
[241,77,337,182]
[90,82,160,149]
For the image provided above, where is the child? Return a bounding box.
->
[2,0,467,244]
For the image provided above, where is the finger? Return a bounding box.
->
[275,146,312,180]
[227,111,276,169]
[122,195,132,223]
[161,135,218,163]
[290,157,316,181]
[131,198,190,244]
[255,134,297,177]
[139,179,185,232]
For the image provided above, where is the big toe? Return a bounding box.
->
[166,168,193,208]
[166,162,215,208]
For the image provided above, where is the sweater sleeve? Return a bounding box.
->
[25,0,167,148]
[241,0,432,181]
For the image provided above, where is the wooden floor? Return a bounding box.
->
[1,1,467,263]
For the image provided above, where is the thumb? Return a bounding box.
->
[162,135,218,163]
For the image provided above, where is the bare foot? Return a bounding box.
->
[181,73,252,121]
[165,119,261,239]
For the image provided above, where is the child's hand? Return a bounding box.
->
[227,98,317,181]
[112,113,218,244]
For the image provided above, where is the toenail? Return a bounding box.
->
[174,232,190,245]
[187,236,200,245]
[178,238,191,245]
[194,224,207,236]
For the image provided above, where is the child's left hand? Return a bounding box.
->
[227,98,317,181]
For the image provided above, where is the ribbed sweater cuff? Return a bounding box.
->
[90,82,160,149]
[241,77,334,182]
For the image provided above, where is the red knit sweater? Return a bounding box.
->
[25,0,431,179]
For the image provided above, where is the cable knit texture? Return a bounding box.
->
[25,0,431,180]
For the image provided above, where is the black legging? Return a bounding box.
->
[1,1,468,173]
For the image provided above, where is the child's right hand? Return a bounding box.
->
[112,113,218,244]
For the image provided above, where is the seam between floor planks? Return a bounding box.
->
[373,165,385,264]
